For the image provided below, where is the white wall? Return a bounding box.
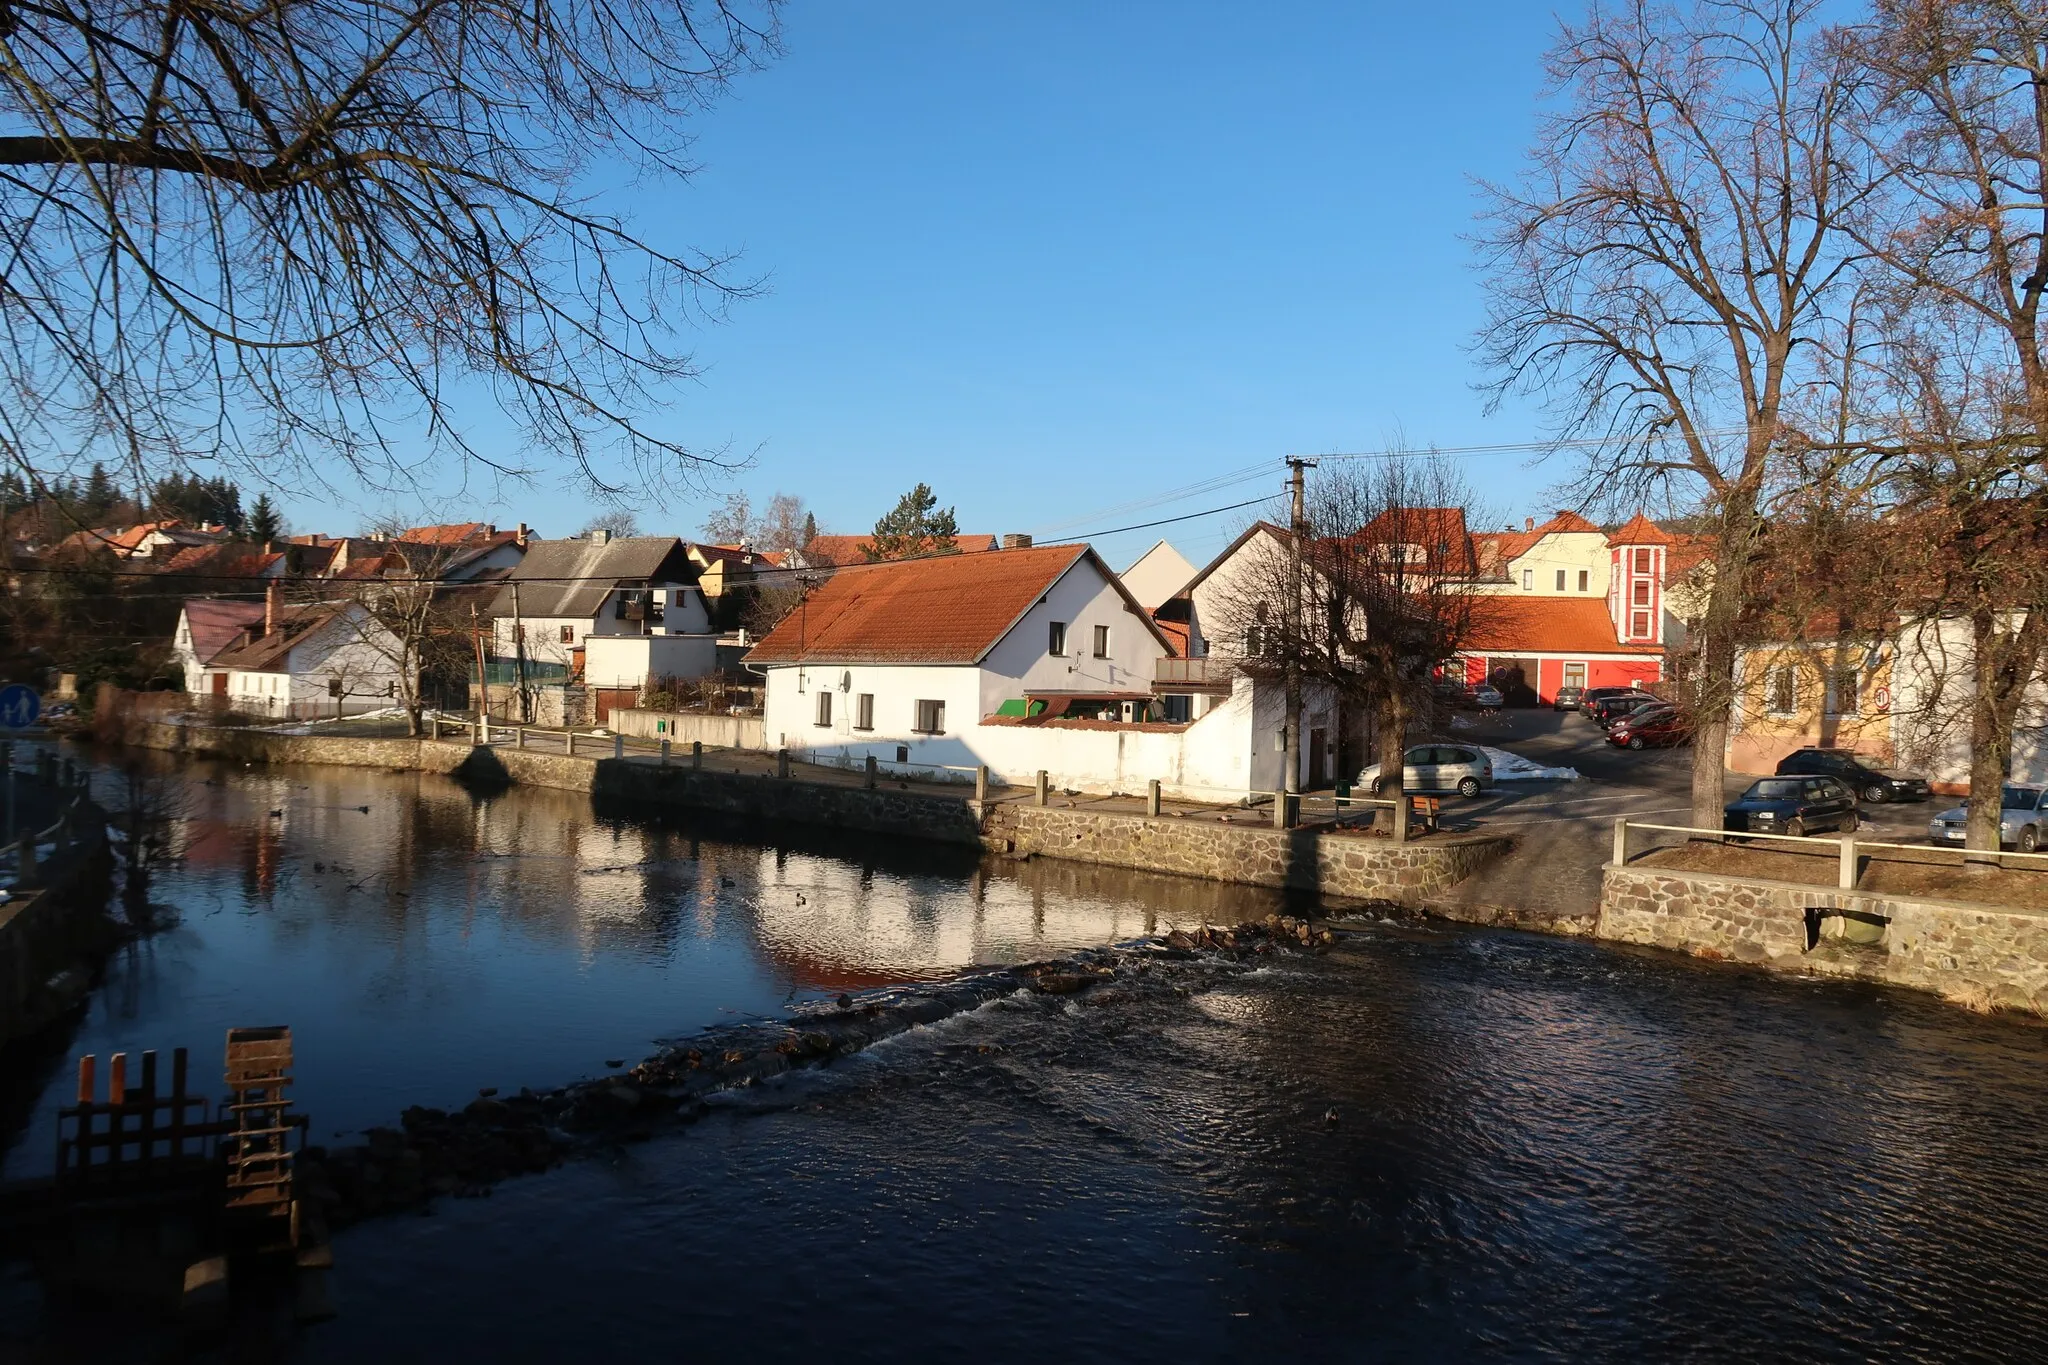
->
[1187,528,1289,659]
[979,557,1171,712]
[584,633,720,689]
[763,662,987,773]
[1890,616,2048,788]
[1120,541,1196,612]
[1474,530,1610,597]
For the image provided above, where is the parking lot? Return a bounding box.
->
[1417,705,1951,920]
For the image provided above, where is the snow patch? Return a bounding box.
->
[1478,745,1581,782]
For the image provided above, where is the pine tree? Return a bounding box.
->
[801,511,817,547]
[863,484,958,560]
[80,463,118,521]
[247,493,284,545]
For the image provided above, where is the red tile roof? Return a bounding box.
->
[747,544,1160,665]
[1606,513,1677,546]
[803,533,1000,567]
[181,599,266,663]
[204,601,352,673]
[399,522,492,546]
[1354,507,1475,574]
[1465,596,1663,655]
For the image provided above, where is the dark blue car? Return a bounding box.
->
[1723,775,1858,838]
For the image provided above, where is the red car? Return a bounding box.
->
[1606,706,1691,749]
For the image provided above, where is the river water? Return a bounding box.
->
[5,756,2048,1361]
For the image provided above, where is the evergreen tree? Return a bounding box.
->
[863,483,958,560]
[801,511,817,547]
[247,493,284,544]
[80,463,118,521]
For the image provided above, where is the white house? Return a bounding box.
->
[747,543,1177,773]
[486,532,714,685]
[195,586,412,718]
[173,598,267,699]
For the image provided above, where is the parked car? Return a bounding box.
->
[1470,684,1503,712]
[1580,685,1645,712]
[1586,692,1661,726]
[1927,785,2048,853]
[1606,706,1690,749]
[1723,776,1859,837]
[1774,748,1931,804]
[1358,744,1494,799]
[1603,697,1673,731]
[1552,685,1585,711]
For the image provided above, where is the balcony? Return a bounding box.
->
[1153,656,1235,694]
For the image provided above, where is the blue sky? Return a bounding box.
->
[285,2,1574,570]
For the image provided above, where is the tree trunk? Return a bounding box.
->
[1687,497,1760,832]
[1963,607,2041,864]
[1373,688,1408,832]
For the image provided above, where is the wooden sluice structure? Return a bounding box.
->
[0,1025,332,1322]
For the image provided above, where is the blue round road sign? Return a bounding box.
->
[0,684,41,729]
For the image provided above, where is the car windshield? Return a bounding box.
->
[2003,786,2044,811]
[1747,780,1804,800]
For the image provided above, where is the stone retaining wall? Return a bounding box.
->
[989,805,1506,905]
[1599,863,2048,1016]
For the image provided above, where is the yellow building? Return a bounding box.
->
[1726,639,1895,775]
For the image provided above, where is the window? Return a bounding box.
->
[1631,580,1651,606]
[913,699,945,734]
[1564,662,1586,689]
[1092,624,1109,657]
[559,625,574,644]
[1245,625,1265,656]
[1824,668,1859,716]
[1634,548,1653,573]
[1048,621,1067,656]
[1768,666,1797,715]
[1555,569,1566,591]
[1578,570,1589,592]
[1522,568,1533,591]
[1631,611,1651,638]
[814,690,833,727]
[855,693,874,731]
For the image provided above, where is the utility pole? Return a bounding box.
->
[511,582,531,724]
[1282,456,1317,825]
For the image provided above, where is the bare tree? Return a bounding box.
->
[580,511,643,540]
[312,539,472,735]
[1475,0,1873,830]
[0,0,777,506]
[700,491,754,545]
[1841,2,2048,852]
[1206,457,1492,821]
[755,493,812,555]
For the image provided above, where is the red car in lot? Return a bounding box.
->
[1606,706,1691,749]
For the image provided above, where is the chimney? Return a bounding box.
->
[589,528,611,546]
[1002,533,1033,550]
[264,582,282,636]
[516,522,530,546]
[1524,517,1534,532]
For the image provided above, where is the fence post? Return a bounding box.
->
[1612,818,1628,867]
[660,740,671,766]
[474,715,486,745]
[692,740,703,771]
[777,748,790,779]
[16,830,35,887]
[1392,793,1410,844]
[429,714,440,741]
[1035,770,1049,806]
[514,726,525,749]
[565,730,576,757]
[1272,791,1294,830]
[974,766,988,805]
[1839,833,1857,891]
[614,733,624,761]
[1147,779,1161,817]
[865,755,877,789]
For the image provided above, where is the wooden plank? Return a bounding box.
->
[170,1047,188,1159]
[138,1051,157,1180]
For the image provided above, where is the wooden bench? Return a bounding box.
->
[1407,794,1441,834]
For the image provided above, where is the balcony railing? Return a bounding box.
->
[1153,657,1235,692]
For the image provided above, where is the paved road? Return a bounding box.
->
[1423,708,1944,922]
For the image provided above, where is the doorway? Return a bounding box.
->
[1309,727,1329,789]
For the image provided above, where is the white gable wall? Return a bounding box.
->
[978,557,1171,712]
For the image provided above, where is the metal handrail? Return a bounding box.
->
[1618,819,2048,868]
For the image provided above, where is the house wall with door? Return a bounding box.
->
[493,585,708,672]
[1725,641,1897,776]
[1458,652,1662,704]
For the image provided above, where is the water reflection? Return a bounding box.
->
[3,755,1289,1176]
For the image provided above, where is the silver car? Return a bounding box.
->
[1359,744,1494,799]
[1927,785,2047,853]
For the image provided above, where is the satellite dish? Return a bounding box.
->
[840,671,852,692]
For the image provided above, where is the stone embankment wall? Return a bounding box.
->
[1599,864,2048,1016]
[0,815,115,1044]
[990,805,1506,904]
